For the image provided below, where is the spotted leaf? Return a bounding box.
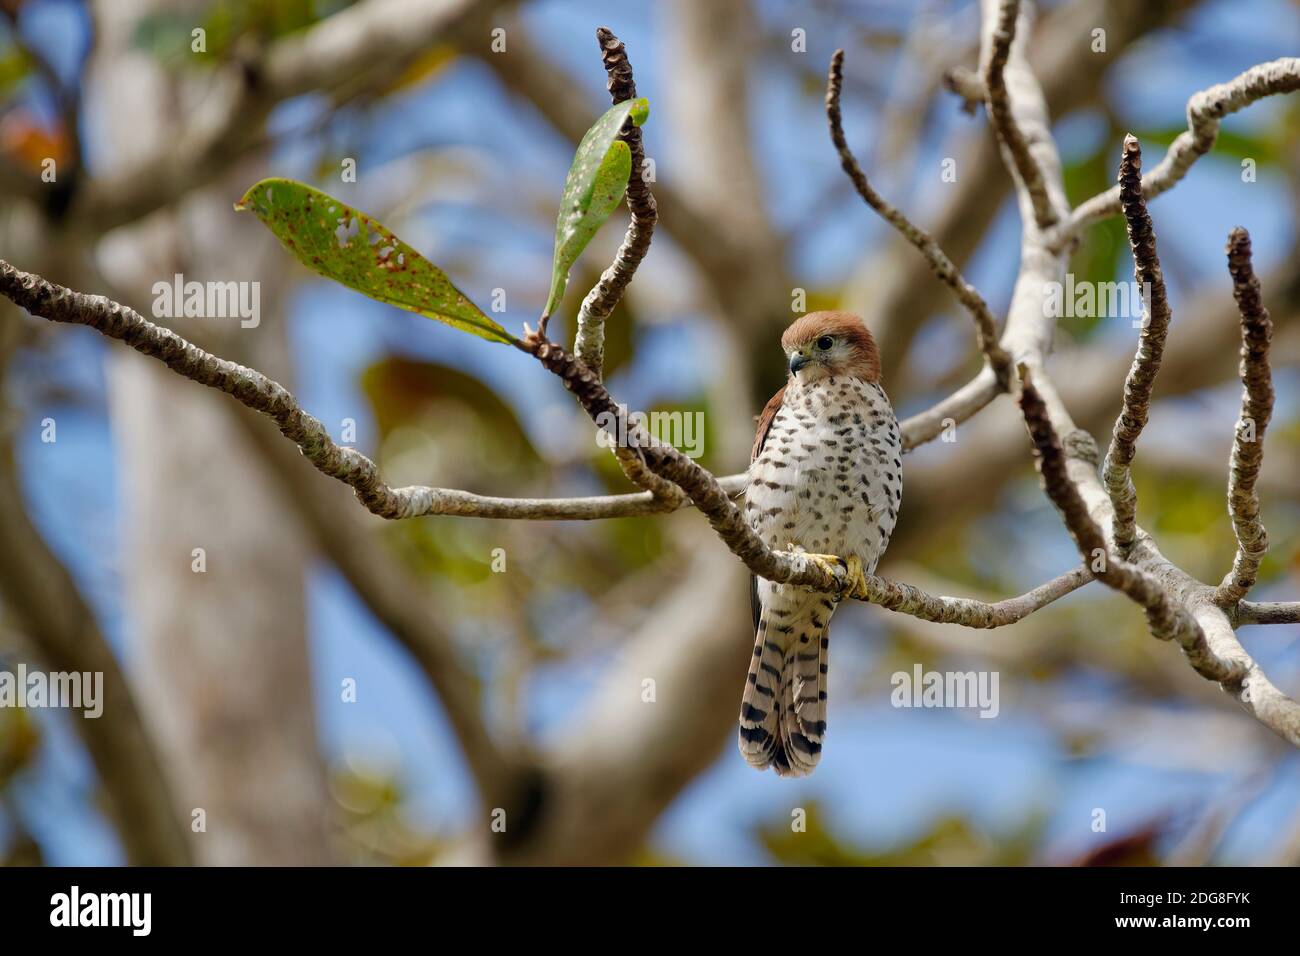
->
[235,178,513,344]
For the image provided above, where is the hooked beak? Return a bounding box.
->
[788,352,812,375]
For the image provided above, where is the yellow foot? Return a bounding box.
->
[787,546,869,599]
[841,554,869,600]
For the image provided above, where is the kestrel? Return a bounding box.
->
[739,311,902,776]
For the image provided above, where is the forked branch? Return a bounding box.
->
[1019,367,1238,684]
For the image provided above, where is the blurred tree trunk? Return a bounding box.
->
[88,0,334,865]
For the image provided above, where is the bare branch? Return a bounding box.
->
[1019,367,1235,682]
[1216,227,1275,606]
[0,258,722,520]
[0,252,1102,633]
[572,27,658,380]
[880,0,1192,377]
[1063,57,1300,244]
[982,2,1300,747]
[4,255,1017,524]
[897,366,1002,448]
[858,564,1094,628]
[1103,135,1174,553]
[983,0,1058,229]
[827,48,1013,390]
[1235,602,1300,626]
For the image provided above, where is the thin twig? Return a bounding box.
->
[571,28,679,504]
[1103,135,1173,554]
[828,48,1014,390]
[1216,227,1274,606]
[856,564,1094,628]
[572,27,658,380]
[983,0,1057,229]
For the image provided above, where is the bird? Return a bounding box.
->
[739,310,902,777]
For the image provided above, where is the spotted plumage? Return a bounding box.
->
[739,311,902,777]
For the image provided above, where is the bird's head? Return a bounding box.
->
[781,310,881,385]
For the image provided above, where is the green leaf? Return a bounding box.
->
[543,98,648,319]
[236,178,513,344]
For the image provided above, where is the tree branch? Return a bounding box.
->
[855,564,1094,628]
[983,0,1299,746]
[1103,135,1173,554]
[1062,57,1300,245]
[882,0,1194,379]
[983,0,1058,229]
[1216,227,1274,606]
[570,28,680,506]
[827,48,1013,390]
[3,242,1083,632]
[1019,366,1228,677]
[1235,602,1300,626]
[572,27,658,380]
[0,258,734,520]
[1,256,1014,526]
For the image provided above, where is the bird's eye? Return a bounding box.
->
[815,336,835,351]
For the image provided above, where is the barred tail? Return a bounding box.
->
[738,612,783,770]
[739,597,834,777]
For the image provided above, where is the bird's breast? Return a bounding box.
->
[746,376,902,564]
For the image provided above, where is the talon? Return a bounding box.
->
[842,554,869,600]
[788,544,858,595]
